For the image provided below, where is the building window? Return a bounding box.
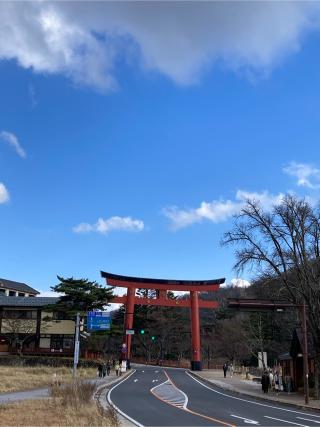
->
[50,335,74,350]
[3,310,37,319]
[8,291,16,296]
[0,289,5,294]
[63,336,74,349]
[51,335,63,350]
[52,311,71,321]
[18,293,25,297]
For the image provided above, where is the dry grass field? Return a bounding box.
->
[0,366,97,393]
[0,382,119,426]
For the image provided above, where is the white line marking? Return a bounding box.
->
[165,371,189,410]
[152,379,159,383]
[231,415,259,424]
[107,370,144,427]
[297,417,320,424]
[134,379,138,382]
[155,370,159,373]
[186,371,320,418]
[265,416,308,426]
[150,379,169,392]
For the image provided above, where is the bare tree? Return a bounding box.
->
[2,318,36,353]
[222,195,320,396]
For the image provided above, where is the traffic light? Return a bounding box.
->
[151,335,156,341]
[140,329,145,334]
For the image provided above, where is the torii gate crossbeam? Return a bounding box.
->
[101,271,224,371]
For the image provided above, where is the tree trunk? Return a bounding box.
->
[314,353,320,400]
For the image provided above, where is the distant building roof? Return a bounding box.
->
[0,278,39,295]
[0,296,59,307]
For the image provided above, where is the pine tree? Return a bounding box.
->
[50,276,114,315]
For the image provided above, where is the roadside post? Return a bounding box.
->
[73,312,80,380]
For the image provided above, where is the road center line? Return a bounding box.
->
[186,371,320,419]
[264,416,308,426]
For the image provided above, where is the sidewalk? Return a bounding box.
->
[0,372,120,405]
[191,369,320,411]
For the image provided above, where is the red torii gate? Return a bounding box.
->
[101,271,224,370]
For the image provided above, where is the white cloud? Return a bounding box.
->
[38,291,63,298]
[0,131,26,158]
[0,2,319,91]
[73,216,144,235]
[0,183,9,204]
[235,190,285,211]
[283,161,320,189]
[163,200,239,230]
[220,278,251,289]
[163,190,284,230]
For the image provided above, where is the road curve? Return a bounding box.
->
[108,366,320,427]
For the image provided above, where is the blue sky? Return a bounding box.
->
[1,2,320,294]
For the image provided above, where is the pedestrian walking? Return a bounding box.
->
[97,362,103,378]
[102,363,107,378]
[223,363,228,378]
[106,360,111,376]
[229,363,234,378]
[115,361,120,376]
[269,370,274,391]
[261,370,270,394]
[274,372,280,395]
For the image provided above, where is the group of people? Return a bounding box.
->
[97,359,123,378]
[222,362,234,378]
[97,360,111,378]
[261,369,283,394]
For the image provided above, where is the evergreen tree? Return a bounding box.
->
[50,276,114,315]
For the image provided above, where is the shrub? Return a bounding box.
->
[51,380,96,409]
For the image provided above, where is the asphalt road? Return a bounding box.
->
[108,366,320,427]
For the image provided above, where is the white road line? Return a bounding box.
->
[107,370,144,427]
[264,416,308,426]
[186,371,320,418]
[152,379,159,383]
[134,379,138,382]
[231,415,259,424]
[165,371,189,410]
[297,417,320,424]
[150,379,169,392]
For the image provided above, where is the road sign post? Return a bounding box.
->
[73,312,80,380]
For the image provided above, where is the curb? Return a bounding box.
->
[187,371,320,413]
[94,372,132,422]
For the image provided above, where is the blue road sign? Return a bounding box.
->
[87,311,111,331]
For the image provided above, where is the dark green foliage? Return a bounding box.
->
[50,276,114,315]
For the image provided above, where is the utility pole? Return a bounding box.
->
[301,303,309,405]
[73,312,80,380]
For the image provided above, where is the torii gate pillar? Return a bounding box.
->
[101,271,224,371]
[190,291,201,370]
[124,286,136,365]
